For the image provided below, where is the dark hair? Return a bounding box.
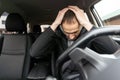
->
[61,10,78,24]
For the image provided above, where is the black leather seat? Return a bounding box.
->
[0,13,32,79]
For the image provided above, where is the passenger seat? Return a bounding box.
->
[0,13,32,79]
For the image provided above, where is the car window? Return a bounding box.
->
[0,12,9,33]
[93,0,120,40]
[94,0,120,26]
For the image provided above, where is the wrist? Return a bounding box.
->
[51,23,59,31]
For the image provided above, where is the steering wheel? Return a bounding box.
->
[56,26,120,80]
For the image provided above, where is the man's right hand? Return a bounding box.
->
[51,8,68,31]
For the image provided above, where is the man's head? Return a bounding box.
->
[61,10,82,40]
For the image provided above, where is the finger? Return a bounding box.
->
[68,7,76,12]
[58,8,68,17]
[60,8,69,13]
[68,6,79,10]
[68,7,78,14]
[68,5,78,8]
[68,6,83,12]
[55,8,68,24]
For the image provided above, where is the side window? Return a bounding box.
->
[92,0,120,41]
[94,0,120,26]
[0,12,9,33]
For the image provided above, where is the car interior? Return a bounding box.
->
[0,0,120,80]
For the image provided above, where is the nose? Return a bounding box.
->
[68,34,76,40]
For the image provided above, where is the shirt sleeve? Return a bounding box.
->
[89,26,120,54]
[30,27,57,57]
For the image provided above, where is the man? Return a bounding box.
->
[30,6,119,57]
[30,6,120,79]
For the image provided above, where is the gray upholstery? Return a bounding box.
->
[0,13,32,79]
[2,35,26,55]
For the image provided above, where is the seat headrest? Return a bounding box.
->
[5,13,27,33]
[33,25,41,33]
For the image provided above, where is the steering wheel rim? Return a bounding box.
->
[56,26,120,79]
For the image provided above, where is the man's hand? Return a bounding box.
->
[51,8,68,31]
[68,6,93,31]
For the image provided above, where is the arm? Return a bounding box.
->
[84,26,120,54]
[88,27,120,54]
[90,36,120,54]
[30,8,68,58]
[30,27,57,57]
[51,8,68,31]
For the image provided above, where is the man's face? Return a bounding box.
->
[62,18,81,40]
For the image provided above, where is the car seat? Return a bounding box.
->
[0,13,32,79]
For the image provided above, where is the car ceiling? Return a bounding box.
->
[10,0,99,24]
